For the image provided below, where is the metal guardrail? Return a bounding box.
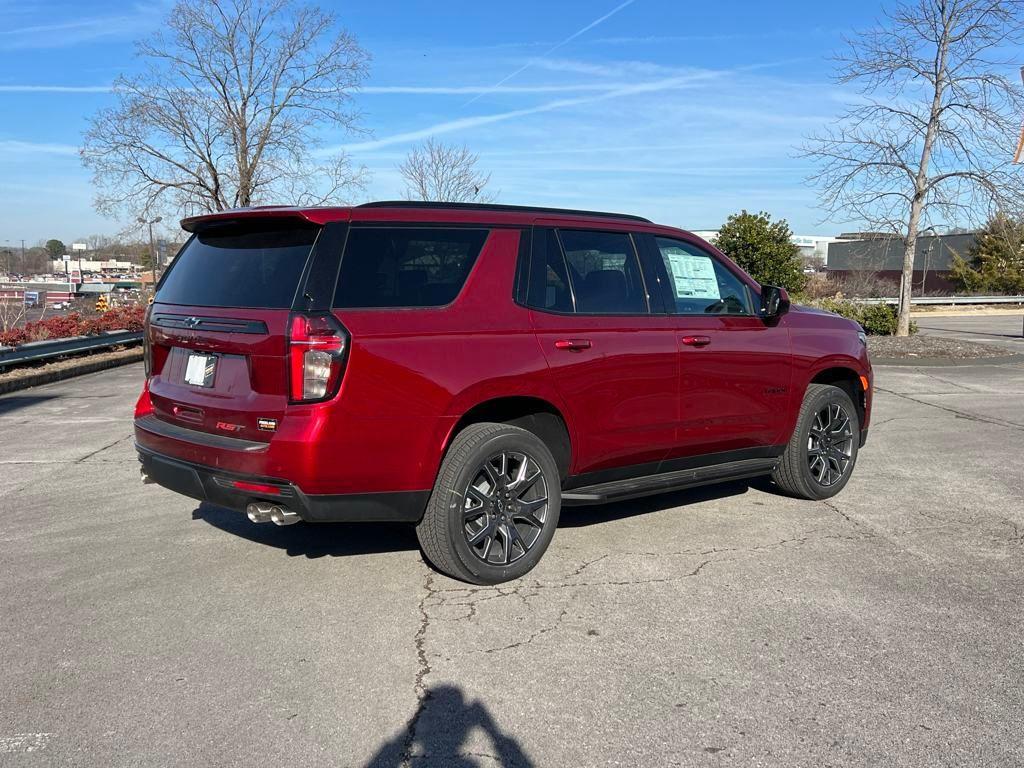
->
[857,295,1024,306]
[0,330,143,369]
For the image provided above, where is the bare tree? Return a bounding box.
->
[398,139,496,203]
[804,0,1024,335]
[0,297,27,337]
[81,0,370,220]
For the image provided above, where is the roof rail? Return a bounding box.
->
[356,200,652,223]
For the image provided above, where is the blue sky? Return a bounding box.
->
[0,0,888,244]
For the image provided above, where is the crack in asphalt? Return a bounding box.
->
[481,604,571,655]
[399,571,437,768]
[76,433,133,463]
[913,369,977,392]
[822,499,869,531]
[874,386,1024,431]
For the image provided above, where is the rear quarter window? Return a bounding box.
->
[334,227,488,308]
[156,221,319,308]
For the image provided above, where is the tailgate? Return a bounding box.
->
[145,219,321,443]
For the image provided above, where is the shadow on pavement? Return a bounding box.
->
[365,684,533,768]
[195,478,769,556]
[916,324,1024,340]
[0,394,58,414]
[192,502,419,558]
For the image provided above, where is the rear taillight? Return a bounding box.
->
[143,303,153,377]
[134,378,154,418]
[287,313,349,403]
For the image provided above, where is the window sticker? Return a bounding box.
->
[663,250,720,300]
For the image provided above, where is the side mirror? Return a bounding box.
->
[759,285,790,319]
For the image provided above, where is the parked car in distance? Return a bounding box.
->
[135,202,872,584]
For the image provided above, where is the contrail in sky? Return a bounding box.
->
[463,0,639,106]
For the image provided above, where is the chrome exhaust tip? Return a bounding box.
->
[269,505,300,526]
[246,502,274,524]
[140,466,155,485]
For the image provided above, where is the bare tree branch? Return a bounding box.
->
[80,0,370,221]
[398,139,496,203]
[804,0,1024,335]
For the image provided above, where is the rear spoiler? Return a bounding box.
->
[180,206,351,233]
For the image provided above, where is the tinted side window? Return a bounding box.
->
[156,222,319,308]
[334,228,488,308]
[558,230,647,314]
[654,238,752,316]
[525,228,573,312]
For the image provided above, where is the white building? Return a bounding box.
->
[686,231,838,267]
[50,258,140,273]
[791,236,840,266]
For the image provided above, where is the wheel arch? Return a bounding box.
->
[443,396,572,481]
[809,365,866,429]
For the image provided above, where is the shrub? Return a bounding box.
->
[857,303,899,335]
[0,327,29,347]
[829,271,900,299]
[715,210,807,294]
[1,304,145,348]
[808,296,913,335]
[799,272,835,300]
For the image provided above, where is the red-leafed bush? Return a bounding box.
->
[26,313,84,342]
[0,327,29,347]
[2,305,146,348]
[92,305,145,332]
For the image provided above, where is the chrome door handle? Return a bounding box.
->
[681,335,711,347]
[554,339,592,351]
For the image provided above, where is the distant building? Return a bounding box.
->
[791,236,840,266]
[49,258,139,273]
[827,232,978,293]
[687,230,837,267]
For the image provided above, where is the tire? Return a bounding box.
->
[416,422,561,585]
[772,383,860,500]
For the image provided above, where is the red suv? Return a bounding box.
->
[135,202,871,584]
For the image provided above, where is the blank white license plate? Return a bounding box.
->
[184,353,217,387]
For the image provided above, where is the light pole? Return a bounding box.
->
[918,225,939,297]
[138,216,163,289]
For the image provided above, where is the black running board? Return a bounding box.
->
[560,457,778,506]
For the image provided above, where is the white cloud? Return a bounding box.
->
[0,85,111,93]
[0,139,78,156]
[336,70,722,153]
[0,5,163,49]
[362,82,645,95]
[464,0,639,105]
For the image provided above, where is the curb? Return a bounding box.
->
[0,348,143,395]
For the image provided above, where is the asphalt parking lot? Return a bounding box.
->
[2,345,1023,766]
[914,311,1024,352]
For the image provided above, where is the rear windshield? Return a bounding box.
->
[156,221,319,308]
[334,227,488,308]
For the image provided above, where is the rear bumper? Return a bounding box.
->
[137,446,428,523]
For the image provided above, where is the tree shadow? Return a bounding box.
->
[365,684,533,768]
[0,394,58,414]
[192,502,419,558]
[915,324,1024,340]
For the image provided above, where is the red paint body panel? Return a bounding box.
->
[136,204,872,512]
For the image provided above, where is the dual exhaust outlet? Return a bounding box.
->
[246,502,300,526]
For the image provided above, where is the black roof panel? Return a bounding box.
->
[357,200,652,223]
